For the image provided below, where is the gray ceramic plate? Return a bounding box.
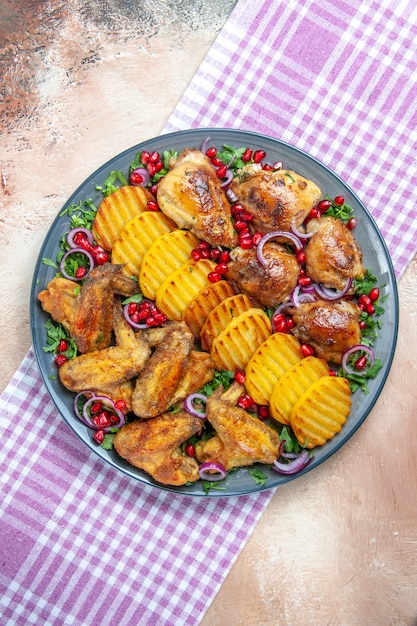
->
[30,128,399,497]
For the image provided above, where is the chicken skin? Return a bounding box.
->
[230,167,322,234]
[157,149,238,248]
[195,383,280,471]
[38,263,139,353]
[305,216,365,290]
[132,322,214,418]
[114,410,202,486]
[289,299,362,363]
[226,243,299,307]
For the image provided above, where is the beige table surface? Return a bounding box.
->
[1,2,417,624]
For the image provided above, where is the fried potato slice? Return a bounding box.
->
[269,356,329,425]
[111,211,176,278]
[291,375,352,448]
[155,258,217,321]
[200,294,257,352]
[210,307,272,371]
[244,332,303,405]
[183,280,237,339]
[139,229,200,299]
[92,185,153,251]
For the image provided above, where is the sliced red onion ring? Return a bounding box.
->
[67,227,94,249]
[200,136,211,153]
[82,395,125,432]
[341,344,375,376]
[226,188,238,203]
[184,392,208,418]
[123,303,149,330]
[220,170,233,188]
[313,277,352,300]
[74,391,96,425]
[198,461,227,481]
[256,231,303,266]
[290,217,313,240]
[60,247,95,281]
[272,302,291,317]
[273,160,283,170]
[272,450,313,475]
[130,167,150,187]
[291,285,317,307]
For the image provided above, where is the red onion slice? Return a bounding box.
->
[290,217,313,240]
[291,285,317,307]
[130,167,150,187]
[74,391,96,425]
[82,395,125,432]
[272,450,313,475]
[184,393,208,418]
[123,303,149,330]
[313,277,352,300]
[220,169,234,188]
[60,247,95,281]
[198,461,227,481]
[67,227,94,249]
[200,136,211,153]
[226,188,238,203]
[256,231,303,266]
[341,344,375,376]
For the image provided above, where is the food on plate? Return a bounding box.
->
[269,355,329,425]
[200,293,259,352]
[139,229,200,299]
[244,332,303,405]
[157,148,239,248]
[305,216,365,290]
[226,242,299,307]
[114,410,202,486]
[111,211,176,278]
[210,307,272,371]
[289,299,362,364]
[291,376,352,448]
[92,185,153,251]
[195,383,281,470]
[183,280,237,339]
[230,166,321,234]
[38,136,386,491]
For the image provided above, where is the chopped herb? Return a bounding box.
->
[202,480,226,495]
[340,358,383,394]
[42,319,77,359]
[60,198,97,230]
[122,293,144,305]
[96,170,128,196]
[200,369,235,397]
[280,425,302,454]
[323,196,354,223]
[249,467,268,486]
[101,433,116,450]
[216,144,247,173]
[354,269,378,296]
[42,257,58,269]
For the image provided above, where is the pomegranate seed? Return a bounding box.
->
[147,162,156,177]
[136,308,150,321]
[240,212,253,222]
[272,314,288,333]
[308,208,319,220]
[130,170,144,185]
[231,203,245,216]
[262,164,274,170]
[215,263,228,275]
[150,183,159,196]
[147,200,159,211]
[185,442,196,457]
[287,318,295,330]
[191,248,201,261]
[358,294,371,307]
[359,320,367,329]
[197,241,211,250]
[252,232,263,245]
[208,271,222,283]
[257,405,270,420]
[74,233,92,251]
[145,316,159,327]
[109,413,121,425]
[98,412,111,428]
[253,149,266,163]
[355,355,368,370]
[93,429,105,444]
[75,266,88,279]
[141,151,150,164]
[298,276,312,287]
[55,354,67,367]
[347,217,357,230]
[242,148,252,162]
[210,248,222,261]
[369,287,380,302]
[199,248,211,259]
[334,195,345,205]
[153,312,167,324]
[149,151,160,163]
[114,399,127,412]
[234,370,246,384]
[206,146,217,158]
[317,199,332,213]
[216,164,228,179]
[139,300,152,311]
[239,236,253,249]
[237,393,255,410]
[300,344,315,357]
[211,157,223,167]
[296,251,306,265]
[329,370,337,377]
[234,220,249,232]
[365,303,375,315]
[94,249,109,265]
[127,302,138,315]
[58,339,68,353]
[90,401,103,414]
[220,250,230,263]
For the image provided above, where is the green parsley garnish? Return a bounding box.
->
[249,467,268,486]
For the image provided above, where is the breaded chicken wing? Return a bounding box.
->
[157,149,238,248]
[195,383,280,470]
[113,410,202,486]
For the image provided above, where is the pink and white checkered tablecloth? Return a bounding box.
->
[1,1,416,624]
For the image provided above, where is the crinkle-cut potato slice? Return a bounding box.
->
[269,356,329,425]
[111,211,176,278]
[183,280,237,339]
[92,185,153,251]
[244,332,303,406]
[155,258,217,321]
[200,294,258,352]
[291,376,352,448]
[139,229,200,299]
[210,308,272,372]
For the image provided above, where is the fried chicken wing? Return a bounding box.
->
[157,149,238,248]
[226,243,299,307]
[132,321,214,418]
[230,167,322,234]
[38,277,79,331]
[289,299,362,363]
[113,410,202,486]
[305,216,365,290]
[195,383,280,470]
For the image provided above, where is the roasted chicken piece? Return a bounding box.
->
[230,167,322,234]
[132,321,214,418]
[289,299,362,363]
[157,148,238,248]
[38,263,139,353]
[195,383,280,470]
[305,216,365,290]
[58,307,151,411]
[114,410,202,486]
[226,243,299,307]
